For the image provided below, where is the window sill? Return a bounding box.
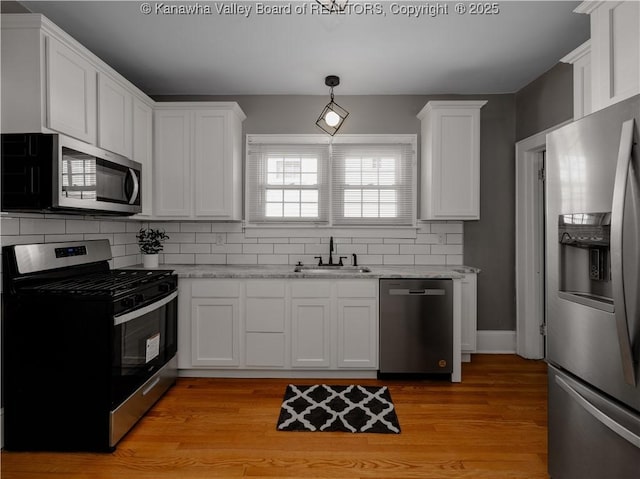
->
[243,225,419,239]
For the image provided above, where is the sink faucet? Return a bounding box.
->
[328,236,334,265]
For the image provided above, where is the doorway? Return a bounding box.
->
[515,121,570,359]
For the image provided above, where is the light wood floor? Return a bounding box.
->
[1,355,549,479]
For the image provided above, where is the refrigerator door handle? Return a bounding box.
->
[611,118,637,386]
[556,375,640,449]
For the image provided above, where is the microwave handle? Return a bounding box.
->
[127,168,140,205]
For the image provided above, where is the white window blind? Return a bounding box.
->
[246,143,330,224]
[331,142,415,225]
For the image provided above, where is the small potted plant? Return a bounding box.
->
[137,227,169,268]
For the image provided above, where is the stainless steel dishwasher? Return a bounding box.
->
[379,279,453,375]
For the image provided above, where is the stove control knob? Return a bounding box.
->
[135,294,145,304]
[159,282,172,293]
[121,297,135,309]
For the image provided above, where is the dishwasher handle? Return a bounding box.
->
[388,288,446,296]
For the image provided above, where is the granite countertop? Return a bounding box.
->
[160,264,480,279]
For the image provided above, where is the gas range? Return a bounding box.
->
[2,239,178,451]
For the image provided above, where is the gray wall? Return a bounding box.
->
[464,96,517,330]
[156,94,518,331]
[515,62,574,141]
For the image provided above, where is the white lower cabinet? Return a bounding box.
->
[191,298,240,366]
[178,278,378,375]
[188,280,241,367]
[337,299,378,369]
[290,281,332,368]
[291,299,332,367]
[178,276,470,375]
[337,281,378,369]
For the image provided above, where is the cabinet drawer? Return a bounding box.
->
[246,281,286,298]
[291,281,332,298]
[337,280,377,298]
[191,280,240,298]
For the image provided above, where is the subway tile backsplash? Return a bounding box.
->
[1,215,465,268]
[0,215,144,269]
[154,220,465,266]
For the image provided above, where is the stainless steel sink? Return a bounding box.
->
[294,265,372,274]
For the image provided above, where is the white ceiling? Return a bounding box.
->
[20,1,590,96]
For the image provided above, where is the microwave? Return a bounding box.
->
[1,133,142,215]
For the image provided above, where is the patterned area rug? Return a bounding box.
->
[276,384,401,433]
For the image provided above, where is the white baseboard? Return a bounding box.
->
[476,330,517,354]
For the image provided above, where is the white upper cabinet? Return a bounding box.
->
[153,103,245,220]
[417,100,486,220]
[46,36,97,144]
[1,14,154,160]
[154,109,192,217]
[194,109,243,218]
[98,73,133,158]
[561,40,592,120]
[1,16,100,142]
[132,98,153,216]
[576,1,640,112]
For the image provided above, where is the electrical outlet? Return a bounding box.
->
[215,234,225,246]
[438,233,446,244]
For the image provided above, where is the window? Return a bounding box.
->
[246,135,415,226]
[332,143,414,225]
[246,143,330,224]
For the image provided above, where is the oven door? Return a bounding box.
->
[111,291,177,408]
[57,134,142,214]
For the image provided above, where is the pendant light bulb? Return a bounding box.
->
[325,110,341,127]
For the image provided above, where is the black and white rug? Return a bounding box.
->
[276,384,401,434]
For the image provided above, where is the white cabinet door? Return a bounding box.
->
[98,73,132,157]
[461,273,478,357]
[291,299,331,368]
[337,299,378,368]
[583,0,640,111]
[191,297,240,366]
[132,98,153,216]
[46,36,97,144]
[194,110,233,218]
[417,101,486,220]
[154,110,191,216]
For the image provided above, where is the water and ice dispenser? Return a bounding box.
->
[557,212,614,312]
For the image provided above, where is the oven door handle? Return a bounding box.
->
[114,291,177,326]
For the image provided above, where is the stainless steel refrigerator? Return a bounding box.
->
[546,94,640,479]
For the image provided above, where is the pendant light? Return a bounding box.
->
[316,75,349,136]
